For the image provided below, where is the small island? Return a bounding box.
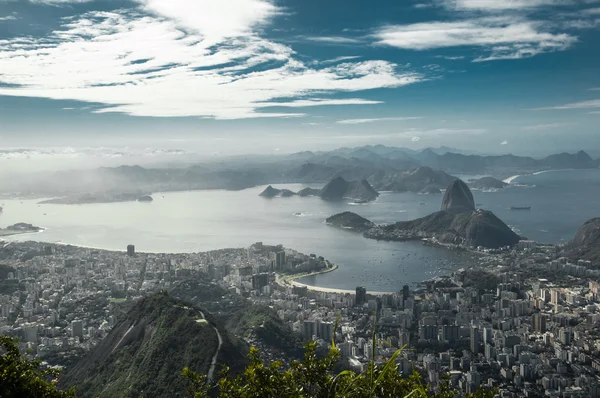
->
[259,186,298,198]
[137,195,154,202]
[0,223,43,237]
[325,212,375,232]
[259,177,379,202]
[468,176,508,190]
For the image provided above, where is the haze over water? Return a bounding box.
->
[1,169,599,292]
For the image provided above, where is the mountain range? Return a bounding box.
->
[1,145,597,202]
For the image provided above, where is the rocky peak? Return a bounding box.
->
[441,179,475,212]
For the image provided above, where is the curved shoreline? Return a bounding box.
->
[276,265,395,296]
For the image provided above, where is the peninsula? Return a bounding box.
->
[329,179,521,249]
[0,222,43,237]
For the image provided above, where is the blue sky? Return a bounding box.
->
[0,0,599,156]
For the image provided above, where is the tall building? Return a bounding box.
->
[273,251,286,269]
[355,286,367,306]
[532,313,547,333]
[470,326,480,354]
[559,328,571,345]
[402,285,410,300]
[318,321,334,342]
[302,320,316,340]
[127,244,135,256]
[71,320,84,340]
[251,273,269,290]
[441,325,460,343]
[399,329,410,348]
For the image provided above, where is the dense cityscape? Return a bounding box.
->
[1,237,599,397]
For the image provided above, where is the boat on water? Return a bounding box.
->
[510,206,531,210]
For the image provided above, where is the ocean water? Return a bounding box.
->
[1,169,599,292]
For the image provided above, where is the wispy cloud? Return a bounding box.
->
[500,140,508,145]
[435,55,465,60]
[317,55,362,64]
[262,98,383,108]
[530,99,600,110]
[300,36,364,44]
[0,15,18,21]
[0,4,423,119]
[521,122,570,131]
[444,0,590,11]
[589,87,600,91]
[374,18,576,61]
[398,128,486,137]
[337,116,423,124]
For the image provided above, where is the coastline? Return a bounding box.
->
[0,228,45,238]
[503,168,577,184]
[276,265,397,296]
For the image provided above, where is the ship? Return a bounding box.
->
[510,206,531,210]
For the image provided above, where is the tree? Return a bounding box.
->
[0,335,75,398]
[184,341,496,398]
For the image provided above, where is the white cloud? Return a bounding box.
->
[336,116,423,124]
[589,87,600,90]
[0,7,422,119]
[0,15,18,21]
[521,122,569,130]
[584,7,600,14]
[412,136,421,142]
[531,99,600,110]
[374,18,576,61]
[500,140,508,145]
[134,0,281,41]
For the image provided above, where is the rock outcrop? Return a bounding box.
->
[326,212,375,232]
[441,179,475,211]
[375,166,456,193]
[565,218,600,264]
[320,177,379,202]
[363,179,520,249]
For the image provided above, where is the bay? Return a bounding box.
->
[1,169,599,292]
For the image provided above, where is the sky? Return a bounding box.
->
[0,0,600,158]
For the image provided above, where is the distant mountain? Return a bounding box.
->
[370,166,456,193]
[364,179,520,249]
[2,145,597,202]
[325,212,375,232]
[62,293,247,398]
[319,177,379,202]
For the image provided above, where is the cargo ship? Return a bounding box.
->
[510,206,531,210]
